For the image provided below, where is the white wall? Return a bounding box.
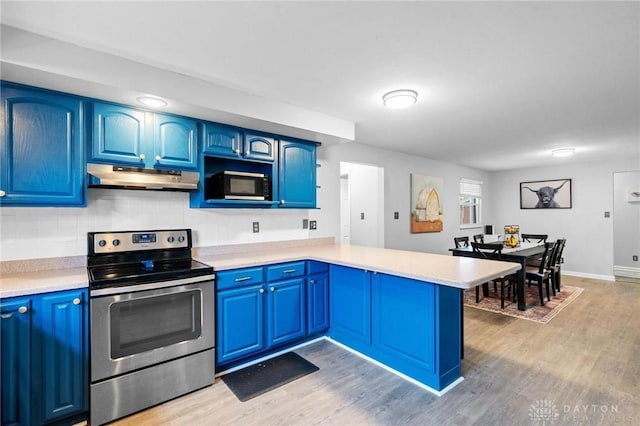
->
[313,142,492,255]
[0,188,310,261]
[491,159,640,280]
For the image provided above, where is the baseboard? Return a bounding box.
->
[613,265,640,279]
[324,337,463,397]
[562,270,615,282]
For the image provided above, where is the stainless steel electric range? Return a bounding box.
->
[87,229,215,425]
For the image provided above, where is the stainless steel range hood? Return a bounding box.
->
[87,163,199,191]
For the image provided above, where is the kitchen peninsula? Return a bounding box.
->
[197,240,520,393]
[1,239,520,426]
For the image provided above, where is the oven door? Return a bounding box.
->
[90,279,215,382]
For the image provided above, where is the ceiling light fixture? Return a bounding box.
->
[551,148,576,157]
[136,96,168,108]
[382,89,418,109]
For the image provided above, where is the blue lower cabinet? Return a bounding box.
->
[216,263,308,368]
[38,290,88,423]
[0,289,88,426]
[371,274,436,381]
[1,298,32,426]
[266,278,306,347]
[307,273,329,335]
[328,265,461,392]
[216,284,266,365]
[328,265,371,351]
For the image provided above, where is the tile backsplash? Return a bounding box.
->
[0,188,311,261]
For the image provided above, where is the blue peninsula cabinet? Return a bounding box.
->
[1,289,88,426]
[89,101,198,170]
[329,265,461,392]
[0,83,85,207]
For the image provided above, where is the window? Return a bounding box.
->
[460,179,482,228]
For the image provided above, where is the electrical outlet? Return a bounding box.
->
[310,220,317,230]
[394,211,399,219]
[252,222,259,233]
[360,212,365,220]
[604,211,610,218]
[633,255,638,262]
[303,219,309,229]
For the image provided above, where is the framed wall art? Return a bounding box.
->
[520,178,572,209]
[410,173,443,233]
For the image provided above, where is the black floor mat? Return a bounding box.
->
[222,352,319,402]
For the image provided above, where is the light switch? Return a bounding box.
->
[604,211,610,218]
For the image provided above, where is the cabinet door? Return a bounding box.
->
[201,122,242,158]
[216,284,265,365]
[278,140,317,208]
[307,273,329,335]
[0,86,85,206]
[90,102,147,166]
[38,290,88,423]
[1,298,32,426]
[371,273,435,373]
[153,114,198,170]
[244,132,275,162]
[267,278,305,347]
[328,265,371,348]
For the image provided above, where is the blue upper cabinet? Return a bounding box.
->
[0,83,85,207]
[90,102,147,166]
[89,101,198,170]
[201,122,243,159]
[202,123,275,163]
[153,113,198,169]
[244,132,275,162]
[278,139,317,208]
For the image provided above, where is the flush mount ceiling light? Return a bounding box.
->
[382,89,418,109]
[551,148,576,157]
[136,96,168,108]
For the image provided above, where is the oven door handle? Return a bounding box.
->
[90,274,215,297]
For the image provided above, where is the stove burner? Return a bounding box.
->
[87,229,213,290]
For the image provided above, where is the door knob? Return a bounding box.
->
[73,298,81,305]
[18,306,28,314]
[0,190,5,197]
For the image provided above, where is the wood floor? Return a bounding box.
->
[111,276,639,425]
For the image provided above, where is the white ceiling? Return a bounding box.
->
[1,1,638,171]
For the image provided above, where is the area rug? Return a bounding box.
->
[463,285,583,324]
[222,352,319,402]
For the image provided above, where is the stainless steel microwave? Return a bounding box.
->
[206,171,271,200]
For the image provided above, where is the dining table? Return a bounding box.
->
[450,242,548,311]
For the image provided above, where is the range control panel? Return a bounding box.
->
[90,229,190,254]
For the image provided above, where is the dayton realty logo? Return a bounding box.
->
[528,399,560,425]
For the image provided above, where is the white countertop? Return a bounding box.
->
[1,243,521,298]
[197,243,521,290]
[0,267,89,299]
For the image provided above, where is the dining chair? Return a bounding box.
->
[525,242,555,306]
[521,233,548,243]
[471,242,516,308]
[548,238,566,293]
[472,234,484,244]
[454,236,470,248]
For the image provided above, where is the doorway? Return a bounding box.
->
[613,170,640,282]
[339,162,384,248]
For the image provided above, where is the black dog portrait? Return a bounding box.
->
[520,179,572,209]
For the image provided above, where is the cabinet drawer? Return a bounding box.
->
[308,261,329,275]
[216,267,264,290]
[266,262,305,281]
